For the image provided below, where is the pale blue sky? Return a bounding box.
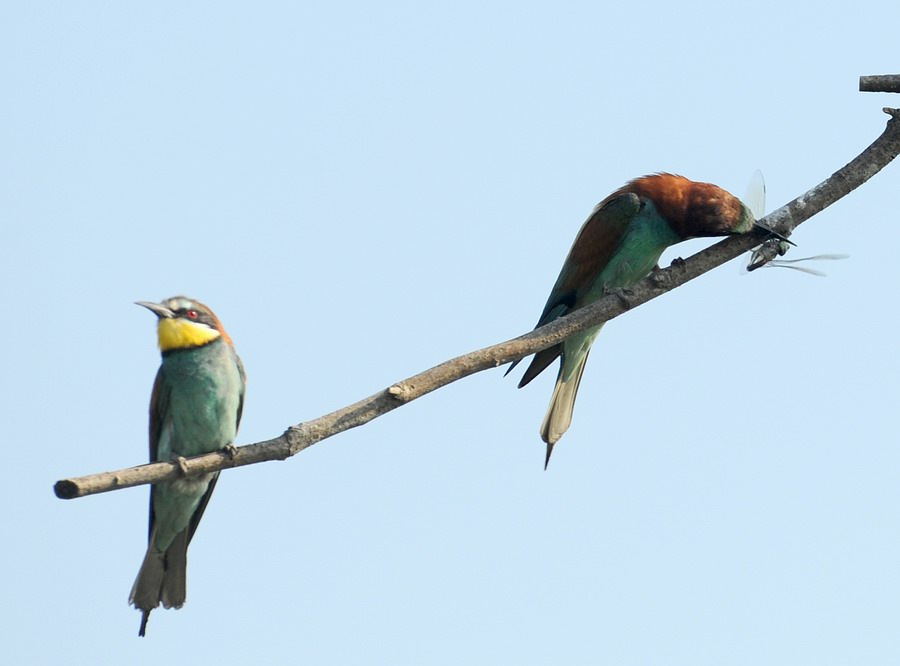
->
[4,2,899,664]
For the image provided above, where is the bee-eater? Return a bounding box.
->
[509,174,757,467]
[129,296,246,636]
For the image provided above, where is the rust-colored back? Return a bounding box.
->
[616,173,746,238]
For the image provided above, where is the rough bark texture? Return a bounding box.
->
[55,107,900,501]
[860,75,900,93]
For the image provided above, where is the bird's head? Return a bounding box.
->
[622,173,756,239]
[136,296,232,352]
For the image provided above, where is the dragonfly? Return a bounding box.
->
[741,171,847,276]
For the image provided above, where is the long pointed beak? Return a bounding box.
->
[135,301,175,318]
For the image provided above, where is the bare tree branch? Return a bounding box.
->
[54,106,900,501]
[860,75,900,93]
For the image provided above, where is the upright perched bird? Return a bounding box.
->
[509,174,757,467]
[129,296,246,636]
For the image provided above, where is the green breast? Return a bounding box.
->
[157,339,244,460]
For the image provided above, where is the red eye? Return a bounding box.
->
[187,309,198,319]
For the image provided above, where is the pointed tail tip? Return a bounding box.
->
[138,610,150,637]
[544,442,555,470]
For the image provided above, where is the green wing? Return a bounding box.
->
[513,192,640,387]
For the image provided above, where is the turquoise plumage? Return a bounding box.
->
[510,174,756,467]
[129,296,245,636]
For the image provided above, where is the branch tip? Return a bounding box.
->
[54,480,78,500]
[860,75,900,94]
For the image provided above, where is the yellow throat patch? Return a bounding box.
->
[157,317,221,352]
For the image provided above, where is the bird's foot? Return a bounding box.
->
[649,268,673,288]
[224,444,239,460]
[175,456,190,476]
[607,287,635,310]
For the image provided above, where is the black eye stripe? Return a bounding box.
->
[174,307,217,330]
[174,307,203,320]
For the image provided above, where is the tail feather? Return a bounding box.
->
[129,531,189,637]
[129,547,164,637]
[160,531,188,610]
[540,350,590,468]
